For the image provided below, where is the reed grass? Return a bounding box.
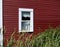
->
[5,27,60,47]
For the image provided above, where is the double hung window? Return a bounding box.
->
[19,8,34,32]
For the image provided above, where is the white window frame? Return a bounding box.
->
[19,8,34,32]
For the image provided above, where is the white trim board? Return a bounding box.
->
[0,0,3,46]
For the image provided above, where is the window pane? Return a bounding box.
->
[21,21,30,31]
[22,12,30,20]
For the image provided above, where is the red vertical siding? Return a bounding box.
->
[3,0,60,43]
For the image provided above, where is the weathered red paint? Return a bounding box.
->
[3,0,60,46]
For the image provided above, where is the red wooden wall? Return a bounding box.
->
[3,0,60,42]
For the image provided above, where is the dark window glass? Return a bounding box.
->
[22,11,30,20]
[21,21,30,31]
